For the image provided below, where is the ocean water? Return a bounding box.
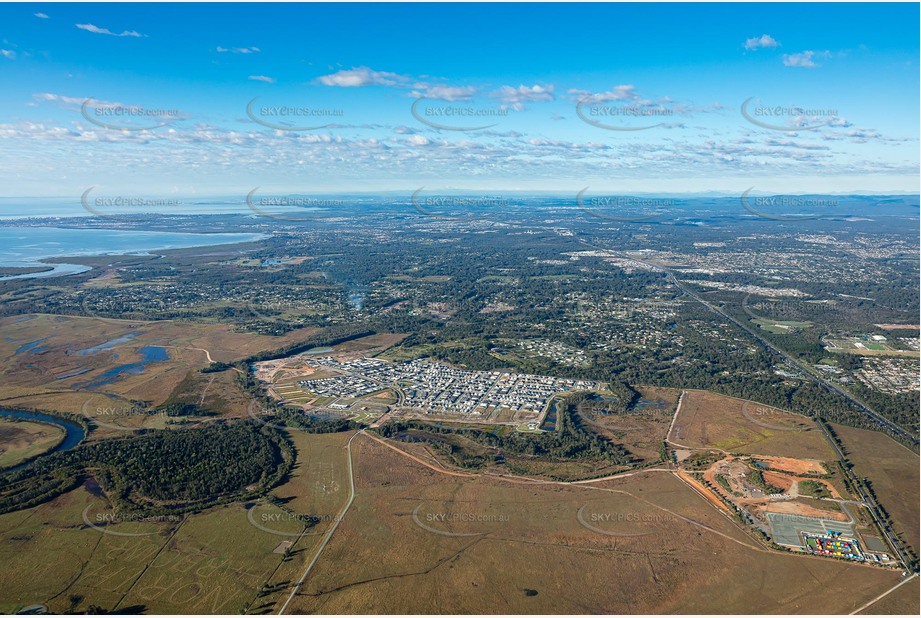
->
[0,227,267,280]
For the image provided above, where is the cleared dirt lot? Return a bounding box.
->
[755,455,826,475]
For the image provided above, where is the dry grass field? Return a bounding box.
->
[269,431,352,521]
[856,577,919,614]
[1,312,914,615]
[669,390,836,460]
[832,423,920,559]
[280,434,907,614]
[336,333,407,354]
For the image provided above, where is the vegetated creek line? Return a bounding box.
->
[0,408,85,473]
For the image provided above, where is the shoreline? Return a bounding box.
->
[0,226,269,281]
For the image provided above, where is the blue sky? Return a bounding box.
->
[0,2,918,197]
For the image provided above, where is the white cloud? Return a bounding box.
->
[411,84,477,101]
[217,46,260,54]
[76,23,144,38]
[744,34,779,50]
[0,49,15,59]
[317,67,481,105]
[1,91,914,193]
[491,84,555,110]
[34,13,49,19]
[32,93,120,108]
[783,50,829,68]
[569,85,637,103]
[33,93,89,106]
[1,121,914,193]
[316,66,410,87]
[248,75,276,84]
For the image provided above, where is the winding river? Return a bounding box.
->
[0,408,85,472]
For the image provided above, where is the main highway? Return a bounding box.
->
[659,267,917,445]
[618,252,918,570]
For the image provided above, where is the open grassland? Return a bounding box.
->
[856,577,919,614]
[0,314,317,364]
[242,430,354,613]
[832,423,920,559]
[113,504,292,614]
[752,318,812,334]
[269,431,351,521]
[670,390,835,460]
[0,419,64,468]
[0,486,173,614]
[282,434,904,614]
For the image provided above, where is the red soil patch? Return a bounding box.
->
[677,470,731,513]
[756,455,824,475]
[763,471,794,491]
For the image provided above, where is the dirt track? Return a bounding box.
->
[765,500,849,522]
